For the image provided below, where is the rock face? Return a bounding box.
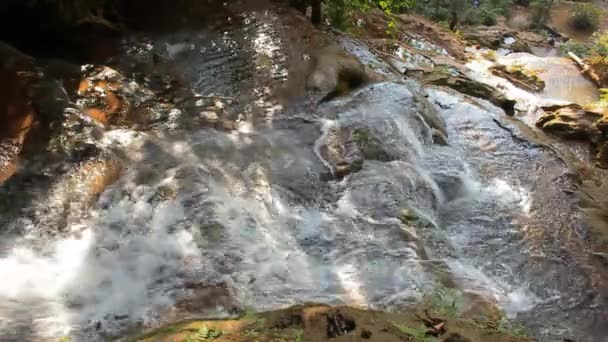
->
[536,104,603,140]
[490,64,545,92]
[424,67,516,115]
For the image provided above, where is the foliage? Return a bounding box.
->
[414,0,511,29]
[184,326,223,342]
[558,39,590,57]
[571,3,602,30]
[529,0,555,27]
[496,318,529,338]
[589,31,608,65]
[394,323,441,342]
[596,88,608,107]
[479,0,513,25]
[414,0,468,21]
[326,0,415,30]
[423,286,463,317]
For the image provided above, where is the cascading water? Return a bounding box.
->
[0,4,607,342]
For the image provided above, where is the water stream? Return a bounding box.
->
[0,5,607,342]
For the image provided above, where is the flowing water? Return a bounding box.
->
[0,5,607,342]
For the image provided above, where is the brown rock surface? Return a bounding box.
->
[536,104,603,140]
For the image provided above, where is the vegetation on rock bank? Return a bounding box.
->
[128,303,531,342]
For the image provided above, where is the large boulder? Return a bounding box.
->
[306,45,368,100]
[536,104,603,140]
[424,67,516,115]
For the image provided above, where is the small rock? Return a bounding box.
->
[360,329,372,339]
[399,208,417,223]
[200,111,219,123]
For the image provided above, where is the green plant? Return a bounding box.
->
[558,40,590,57]
[325,0,415,30]
[424,287,462,317]
[57,337,71,342]
[394,323,441,342]
[184,326,223,342]
[479,0,513,25]
[571,3,602,30]
[496,318,529,338]
[414,0,472,30]
[589,31,608,65]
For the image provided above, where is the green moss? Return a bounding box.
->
[423,287,462,318]
[394,323,441,342]
[184,326,223,342]
[496,318,529,338]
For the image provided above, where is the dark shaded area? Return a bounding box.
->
[326,311,356,338]
[0,0,231,64]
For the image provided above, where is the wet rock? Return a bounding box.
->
[173,282,241,317]
[351,128,395,161]
[320,126,364,178]
[432,129,448,145]
[77,65,158,126]
[320,124,403,178]
[595,113,608,135]
[596,142,608,169]
[510,39,532,53]
[0,43,36,184]
[424,67,516,115]
[81,158,122,198]
[307,45,368,100]
[460,292,504,322]
[536,104,602,140]
[398,208,434,228]
[462,26,506,49]
[490,64,545,92]
[414,93,448,139]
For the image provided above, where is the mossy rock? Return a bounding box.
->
[424,67,516,115]
[490,65,545,92]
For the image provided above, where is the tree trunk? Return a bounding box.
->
[449,11,458,31]
[311,0,321,25]
[568,51,603,87]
